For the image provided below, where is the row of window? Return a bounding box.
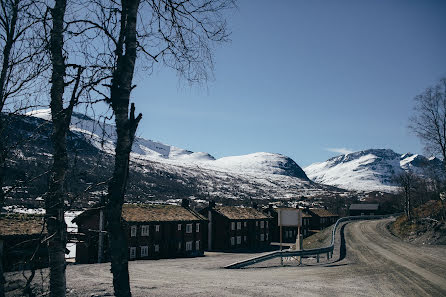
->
[129,241,200,258]
[230,233,269,245]
[230,220,269,230]
[320,218,332,224]
[130,223,200,237]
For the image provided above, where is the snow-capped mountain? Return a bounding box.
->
[304,149,444,192]
[6,109,343,207]
[27,109,308,179]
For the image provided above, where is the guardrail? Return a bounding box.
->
[224,213,399,269]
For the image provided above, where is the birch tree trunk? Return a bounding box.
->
[46,0,69,296]
[105,0,141,296]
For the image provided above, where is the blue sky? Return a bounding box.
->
[129,0,446,167]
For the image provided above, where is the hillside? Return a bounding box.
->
[2,112,347,209]
[390,200,446,245]
[304,149,444,193]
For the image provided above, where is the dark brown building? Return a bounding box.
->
[200,203,273,251]
[349,204,380,216]
[74,201,207,264]
[263,206,312,243]
[0,213,48,272]
[306,208,339,231]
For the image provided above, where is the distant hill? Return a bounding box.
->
[2,111,345,208]
[304,149,444,193]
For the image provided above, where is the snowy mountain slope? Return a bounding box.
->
[27,109,307,180]
[17,110,342,204]
[304,149,444,192]
[27,109,215,161]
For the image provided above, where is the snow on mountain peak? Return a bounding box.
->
[304,148,443,193]
[26,109,307,179]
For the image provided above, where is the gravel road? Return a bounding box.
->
[6,218,446,296]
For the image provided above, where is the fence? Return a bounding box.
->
[224,213,399,269]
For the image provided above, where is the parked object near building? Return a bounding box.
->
[73,199,207,264]
[200,202,273,251]
[0,213,48,272]
[263,205,312,243]
[306,208,339,231]
[349,204,380,216]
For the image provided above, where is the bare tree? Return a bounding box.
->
[410,78,446,170]
[42,0,110,295]
[0,1,47,296]
[0,0,47,210]
[395,171,419,220]
[70,0,235,295]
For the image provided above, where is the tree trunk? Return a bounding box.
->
[46,0,69,296]
[106,0,141,296]
[0,2,19,295]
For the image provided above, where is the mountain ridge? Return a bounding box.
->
[304,148,444,193]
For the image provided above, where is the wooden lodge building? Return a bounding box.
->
[199,202,273,251]
[73,200,207,264]
[0,213,48,272]
[306,208,339,231]
[263,206,312,243]
[349,204,380,216]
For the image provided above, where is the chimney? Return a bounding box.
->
[181,198,190,208]
[268,204,273,210]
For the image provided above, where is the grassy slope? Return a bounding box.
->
[303,224,334,250]
[390,200,446,245]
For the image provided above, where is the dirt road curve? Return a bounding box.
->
[6,218,446,296]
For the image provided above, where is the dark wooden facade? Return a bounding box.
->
[74,201,207,264]
[200,203,273,251]
[306,208,339,231]
[349,204,380,216]
[0,213,48,272]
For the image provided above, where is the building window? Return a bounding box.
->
[141,225,149,236]
[155,225,160,232]
[237,222,241,230]
[196,223,200,232]
[186,241,193,251]
[130,226,137,237]
[256,221,258,227]
[244,221,247,228]
[195,240,200,250]
[260,234,265,241]
[231,222,235,230]
[154,244,159,252]
[230,237,235,246]
[236,236,241,244]
[129,247,136,259]
[178,224,182,231]
[260,221,264,228]
[186,223,192,233]
[266,221,269,228]
[266,233,269,241]
[178,241,182,250]
[141,246,148,257]
[244,235,247,242]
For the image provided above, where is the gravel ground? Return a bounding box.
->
[5,218,446,296]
